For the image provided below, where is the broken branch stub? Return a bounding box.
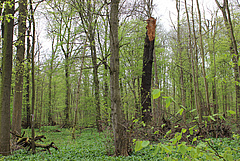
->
[146,17,156,41]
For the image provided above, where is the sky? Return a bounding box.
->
[38,0,219,55]
[153,0,217,30]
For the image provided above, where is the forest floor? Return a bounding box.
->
[1,125,240,160]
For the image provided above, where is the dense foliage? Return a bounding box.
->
[2,126,240,161]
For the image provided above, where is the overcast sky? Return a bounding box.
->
[154,0,217,30]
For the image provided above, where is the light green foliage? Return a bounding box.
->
[135,90,240,160]
[5,127,238,160]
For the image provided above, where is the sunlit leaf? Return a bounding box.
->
[135,141,143,152]
[152,89,161,99]
[142,141,150,148]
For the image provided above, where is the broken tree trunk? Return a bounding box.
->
[11,131,58,154]
[141,17,156,123]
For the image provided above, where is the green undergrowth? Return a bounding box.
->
[1,126,240,160]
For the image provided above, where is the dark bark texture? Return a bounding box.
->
[141,31,155,123]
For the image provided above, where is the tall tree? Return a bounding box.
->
[72,0,103,132]
[0,0,14,156]
[184,0,200,120]
[196,0,211,117]
[110,0,129,156]
[215,0,240,119]
[176,0,186,122]
[12,0,27,135]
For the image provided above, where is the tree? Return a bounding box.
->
[110,0,129,156]
[72,0,103,132]
[184,0,200,120]
[12,0,27,135]
[176,0,186,122]
[215,0,240,119]
[0,0,14,156]
[196,0,211,117]
[141,17,156,123]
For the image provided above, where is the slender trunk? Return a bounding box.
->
[64,56,70,126]
[26,25,31,129]
[30,0,36,153]
[191,0,201,122]
[215,0,240,119]
[176,0,186,122]
[196,0,211,117]
[73,40,87,139]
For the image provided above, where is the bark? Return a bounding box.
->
[29,0,36,153]
[215,0,240,119]
[110,0,129,156]
[64,54,70,126]
[185,0,200,120]
[25,28,31,129]
[0,0,14,156]
[176,0,186,122]
[76,0,102,132]
[73,40,87,139]
[12,0,27,135]
[191,0,202,122]
[141,17,156,123]
[153,49,161,124]
[48,38,56,125]
[196,0,211,117]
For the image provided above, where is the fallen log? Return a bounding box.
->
[11,131,58,154]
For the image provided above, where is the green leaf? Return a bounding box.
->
[178,144,187,155]
[152,89,161,99]
[161,144,171,153]
[165,130,172,138]
[189,109,196,113]
[209,116,216,121]
[189,125,196,135]
[166,97,172,108]
[135,141,143,152]
[152,144,160,156]
[176,108,184,116]
[142,141,150,148]
[182,128,187,133]
[227,110,236,115]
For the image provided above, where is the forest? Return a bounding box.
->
[0,0,240,160]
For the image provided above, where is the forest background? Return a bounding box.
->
[0,0,240,159]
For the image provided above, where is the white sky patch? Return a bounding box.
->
[153,0,217,30]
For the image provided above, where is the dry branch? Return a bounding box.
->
[10,131,58,154]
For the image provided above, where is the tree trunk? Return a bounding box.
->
[215,0,240,119]
[176,0,186,122]
[30,0,36,153]
[191,0,202,122]
[64,55,70,126]
[153,49,161,125]
[0,0,14,156]
[196,0,211,117]
[141,17,156,123]
[25,28,31,129]
[110,0,129,156]
[12,0,27,135]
